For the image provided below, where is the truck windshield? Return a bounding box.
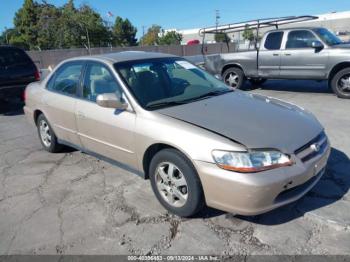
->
[313,28,342,46]
[114,58,232,109]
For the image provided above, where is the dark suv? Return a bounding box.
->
[0,46,40,100]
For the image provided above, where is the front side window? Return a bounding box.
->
[313,28,342,46]
[48,63,83,96]
[264,32,284,50]
[286,30,318,49]
[115,58,231,109]
[83,63,121,102]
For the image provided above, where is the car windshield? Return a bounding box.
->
[313,28,342,46]
[114,58,232,109]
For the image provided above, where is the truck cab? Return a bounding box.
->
[203,18,350,99]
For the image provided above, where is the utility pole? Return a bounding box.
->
[215,10,220,32]
[141,25,145,46]
[4,27,9,44]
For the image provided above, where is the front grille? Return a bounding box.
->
[295,131,328,162]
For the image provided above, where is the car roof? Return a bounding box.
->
[0,45,26,51]
[68,51,179,64]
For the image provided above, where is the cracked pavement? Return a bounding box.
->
[0,80,349,255]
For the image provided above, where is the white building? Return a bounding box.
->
[167,11,350,45]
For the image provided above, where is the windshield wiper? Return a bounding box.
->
[182,89,233,103]
[146,101,186,109]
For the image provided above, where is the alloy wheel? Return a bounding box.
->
[39,119,52,147]
[225,72,239,88]
[337,73,350,94]
[155,162,188,208]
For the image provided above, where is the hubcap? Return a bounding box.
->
[338,74,350,93]
[39,120,52,147]
[225,72,239,88]
[155,162,188,208]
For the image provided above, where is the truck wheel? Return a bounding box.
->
[249,78,267,86]
[36,114,63,153]
[223,67,245,89]
[149,149,204,217]
[330,68,350,99]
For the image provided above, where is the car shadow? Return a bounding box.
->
[235,147,349,225]
[0,98,24,116]
[245,79,333,94]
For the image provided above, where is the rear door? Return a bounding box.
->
[258,31,284,78]
[280,30,329,79]
[43,61,84,146]
[75,61,137,167]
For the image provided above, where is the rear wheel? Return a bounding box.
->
[149,149,204,217]
[222,67,245,89]
[330,68,350,99]
[36,114,63,153]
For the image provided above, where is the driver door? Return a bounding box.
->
[75,61,137,168]
[280,30,329,79]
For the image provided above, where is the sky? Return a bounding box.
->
[1,0,350,37]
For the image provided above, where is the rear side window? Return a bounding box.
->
[264,32,284,50]
[0,48,33,68]
[286,30,318,49]
[47,63,83,96]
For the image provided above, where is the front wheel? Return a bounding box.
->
[222,67,245,89]
[149,149,204,217]
[330,68,350,99]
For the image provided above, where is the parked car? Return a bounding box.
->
[0,46,40,100]
[204,27,350,99]
[24,51,330,217]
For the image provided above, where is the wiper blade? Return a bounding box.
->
[182,89,233,103]
[146,101,185,109]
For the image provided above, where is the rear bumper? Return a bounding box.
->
[23,105,35,125]
[195,142,331,216]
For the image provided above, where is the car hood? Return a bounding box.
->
[157,91,323,153]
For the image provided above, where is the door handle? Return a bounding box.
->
[285,53,292,56]
[273,53,279,56]
[76,111,86,119]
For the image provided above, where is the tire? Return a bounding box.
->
[36,114,63,153]
[330,68,350,99]
[249,78,267,86]
[222,67,246,89]
[149,149,204,217]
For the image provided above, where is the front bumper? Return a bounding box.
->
[194,142,331,216]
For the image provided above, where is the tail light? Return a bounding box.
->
[34,69,40,81]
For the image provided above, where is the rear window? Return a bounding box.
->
[0,48,33,68]
[264,32,284,50]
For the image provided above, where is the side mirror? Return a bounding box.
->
[311,40,324,50]
[96,93,128,110]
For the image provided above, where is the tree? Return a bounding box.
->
[76,4,110,48]
[214,32,231,43]
[113,16,137,46]
[141,25,161,46]
[242,25,255,42]
[13,0,39,50]
[36,2,61,50]
[158,30,183,45]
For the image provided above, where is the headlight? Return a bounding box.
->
[212,150,293,173]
